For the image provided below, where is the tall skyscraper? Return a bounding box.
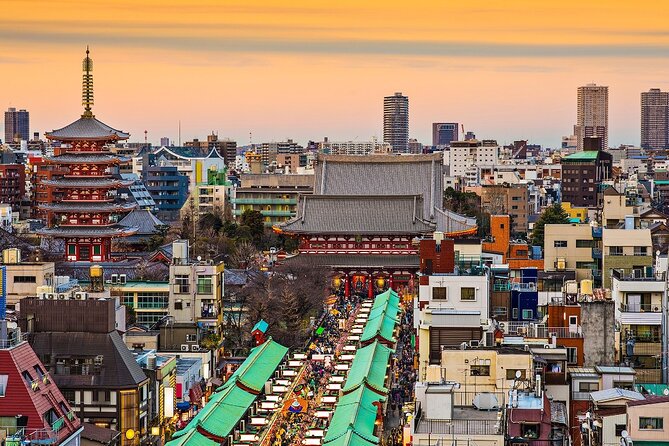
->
[383,92,409,153]
[4,107,29,143]
[574,83,608,151]
[432,122,460,146]
[160,136,170,147]
[641,88,669,150]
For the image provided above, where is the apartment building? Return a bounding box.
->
[450,139,500,185]
[543,224,598,282]
[601,228,653,289]
[480,184,530,234]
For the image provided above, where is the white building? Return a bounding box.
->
[449,140,500,185]
[318,137,390,156]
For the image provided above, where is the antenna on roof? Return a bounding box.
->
[178,120,181,146]
[82,46,94,118]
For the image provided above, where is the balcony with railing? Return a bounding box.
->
[620,302,662,313]
[500,323,582,338]
[612,268,666,282]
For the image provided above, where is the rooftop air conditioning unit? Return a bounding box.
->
[499,322,507,331]
[119,274,127,285]
[469,340,480,347]
[180,344,189,352]
[191,345,200,352]
[57,293,68,300]
[39,293,49,300]
[74,292,88,300]
[111,274,118,284]
[46,293,57,300]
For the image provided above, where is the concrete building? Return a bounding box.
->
[383,92,409,153]
[601,228,653,289]
[0,163,26,212]
[184,133,237,165]
[626,396,669,445]
[611,266,667,383]
[318,137,390,156]
[142,164,189,219]
[602,187,636,228]
[4,107,29,143]
[118,281,170,327]
[19,298,149,446]
[432,122,460,146]
[229,173,314,227]
[543,224,598,282]
[575,84,609,150]
[641,88,669,150]
[189,168,230,218]
[561,144,613,208]
[255,140,304,167]
[1,254,55,311]
[450,139,500,185]
[480,184,530,234]
[415,237,489,378]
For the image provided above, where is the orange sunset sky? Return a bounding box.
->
[1,0,669,147]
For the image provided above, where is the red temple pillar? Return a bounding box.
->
[368,276,374,299]
[344,274,350,297]
[389,274,394,290]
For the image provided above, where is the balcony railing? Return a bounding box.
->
[493,283,511,292]
[571,391,593,401]
[612,269,665,281]
[414,419,501,436]
[0,427,58,444]
[620,303,662,313]
[500,323,582,338]
[0,331,28,349]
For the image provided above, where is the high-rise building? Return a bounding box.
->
[641,88,669,150]
[383,92,409,153]
[432,122,460,146]
[4,107,29,143]
[160,136,170,146]
[574,83,608,150]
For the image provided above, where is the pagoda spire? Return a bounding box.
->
[82,46,94,118]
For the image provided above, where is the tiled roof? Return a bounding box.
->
[31,331,148,388]
[589,388,644,403]
[37,202,137,212]
[81,423,121,444]
[627,395,669,406]
[36,225,138,237]
[40,178,134,188]
[315,153,443,218]
[118,209,166,235]
[46,116,129,140]
[44,154,130,164]
[283,254,419,268]
[279,195,435,235]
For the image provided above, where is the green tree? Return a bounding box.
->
[240,209,265,246]
[531,203,570,247]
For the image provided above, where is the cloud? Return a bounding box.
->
[1,26,668,60]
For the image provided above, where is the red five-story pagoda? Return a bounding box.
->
[37,48,138,261]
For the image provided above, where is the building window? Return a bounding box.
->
[615,424,626,437]
[432,287,447,300]
[613,381,633,390]
[522,309,533,320]
[186,334,197,343]
[506,369,526,380]
[578,382,599,392]
[575,239,592,248]
[634,246,648,256]
[93,245,101,255]
[520,423,540,439]
[460,287,476,301]
[554,240,567,248]
[566,347,578,364]
[21,370,34,387]
[93,390,111,403]
[609,246,623,256]
[512,308,519,319]
[0,375,7,396]
[62,390,76,405]
[174,275,190,293]
[639,417,663,430]
[576,261,596,269]
[13,276,36,283]
[174,301,183,310]
[470,365,490,376]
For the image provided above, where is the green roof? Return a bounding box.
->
[167,338,288,446]
[343,341,393,394]
[251,319,269,334]
[655,180,669,186]
[167,428,220,446]
[563,151,599,161]
[323,386,385,446]
[222,338,288,392]
[361,292,400,344]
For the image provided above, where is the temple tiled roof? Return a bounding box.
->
[278,194,435,235]
[283,254,419,268]
[44,153,131,164]
[45,116,129,141]
[36,225,138,237]
[40,178,135,188]
[314,153,443,218]
[118,209,166,235]
[37,201,137,212]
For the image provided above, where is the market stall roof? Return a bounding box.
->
[221,337,288,393]
[360,292,400,345]
[343,340,393,395]
[323,386,385,446]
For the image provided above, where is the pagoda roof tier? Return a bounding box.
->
[36,225,139,238]
[40,178,135,188]
[37,201,138,213]
[45,116,129,141]
[44,153,131,164]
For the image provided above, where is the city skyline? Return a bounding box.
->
[2,1,669,146]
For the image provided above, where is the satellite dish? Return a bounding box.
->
[197,256,202,261]
[621,430,629,438]
[663,388,669,396]
[515,370,522,379]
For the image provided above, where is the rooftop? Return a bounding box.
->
[46,116,130,141]
[563,151,599,161]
